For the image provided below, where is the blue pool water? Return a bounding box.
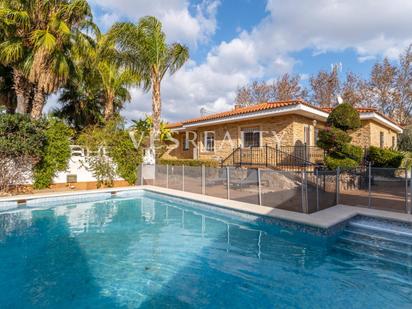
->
[0,191,411,308]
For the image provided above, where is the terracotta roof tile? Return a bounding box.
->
[166,101,401,129]
[167,99,328,128]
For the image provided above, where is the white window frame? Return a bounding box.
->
[204,131,215,152]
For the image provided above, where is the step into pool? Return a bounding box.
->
[0,191,411,308]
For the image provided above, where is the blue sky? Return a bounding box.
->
[47,0,412,122]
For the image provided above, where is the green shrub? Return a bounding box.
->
[317,127,352,153]
[108,130,142,184]
[325,155,359,170]
[33,119,73,189]
[327,103,361,131]
[367,146,404,168]
[0,113,46,159]
[335,144,363,163]
[158,158,220,168]
[77,118,142,185]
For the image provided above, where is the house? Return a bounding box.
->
[165,99,403,165]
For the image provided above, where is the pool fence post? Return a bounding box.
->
[316,168,319,212]
[336,167,340,205]
[409,167,412,214]
[258,168,262,206]
[202,165,206,195]
[368,162,372,208]
[301,170,308,213]
[166,164,169,189]
[182,165,185,191]
[404,168,408,213]
[226,166,230,200]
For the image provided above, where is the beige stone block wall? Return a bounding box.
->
[350,120,371,148]
[292,115,326,147]
[165,115,399,162]
[369,121,397,148]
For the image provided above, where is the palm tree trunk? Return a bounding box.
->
[104,96,115,121]
[150,75,161,160]
[30,88,45,120]
[13,69,29,114]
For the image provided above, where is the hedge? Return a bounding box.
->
[367,146,404,168]
[324,155,359,170]
[334,144,363,163]
[158,158,220,168]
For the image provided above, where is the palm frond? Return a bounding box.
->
[31,30,57,52]
[0,40,24,64]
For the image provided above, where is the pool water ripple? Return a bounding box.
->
[0,191,411,308]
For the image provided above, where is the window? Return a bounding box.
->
[242,127,260,147]
[314,128,319,144]
[204,131,215,152]
[183,133,190,151]
[304,126,311,145]
[380,132,384,148]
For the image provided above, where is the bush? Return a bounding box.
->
[108,130,142,184]
[0,113,46,159]
[78,118,142,185]
[327,103,361,131]
[367,146,404,168]
[158,158,220,168]
[33,119,73,189]
[317,127,352,153]
[0,114,46,193]
[325,155,359,170]
[335,144,363,163]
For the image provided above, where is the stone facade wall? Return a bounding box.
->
[369,120,397,148]
[165,115,399,161]
[350,120,371,147]
[349,120,397,149]
[166,114,326,160]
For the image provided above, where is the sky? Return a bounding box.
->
[46,0,412,122]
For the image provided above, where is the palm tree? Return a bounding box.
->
[0,0,34,114]
[93,33,141,120]
[0,64,16,113]
[54,31,141,124]
[0,0,95,119]
[110,16,189,161]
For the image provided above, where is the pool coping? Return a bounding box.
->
[1,185,412,229]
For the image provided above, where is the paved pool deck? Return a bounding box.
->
[1,185,412,229]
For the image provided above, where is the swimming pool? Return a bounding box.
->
[0,190,411,308]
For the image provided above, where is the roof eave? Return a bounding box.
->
[360,112,403,133]
[180,103,329,129]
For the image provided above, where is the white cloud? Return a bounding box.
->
[91,0,220,47]
[121,0,412,123]
[49,1,412,123]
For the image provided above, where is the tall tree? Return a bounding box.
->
[271,73,308,101]
[235,81,272,107]
[111,16,189,161]
[395,44,412,124]
[368,58,399,117]
[310,65,340,107]
[341,72,366,106]
[0,0,95,119]
[0,0,34,114]
[0,64,16,113]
